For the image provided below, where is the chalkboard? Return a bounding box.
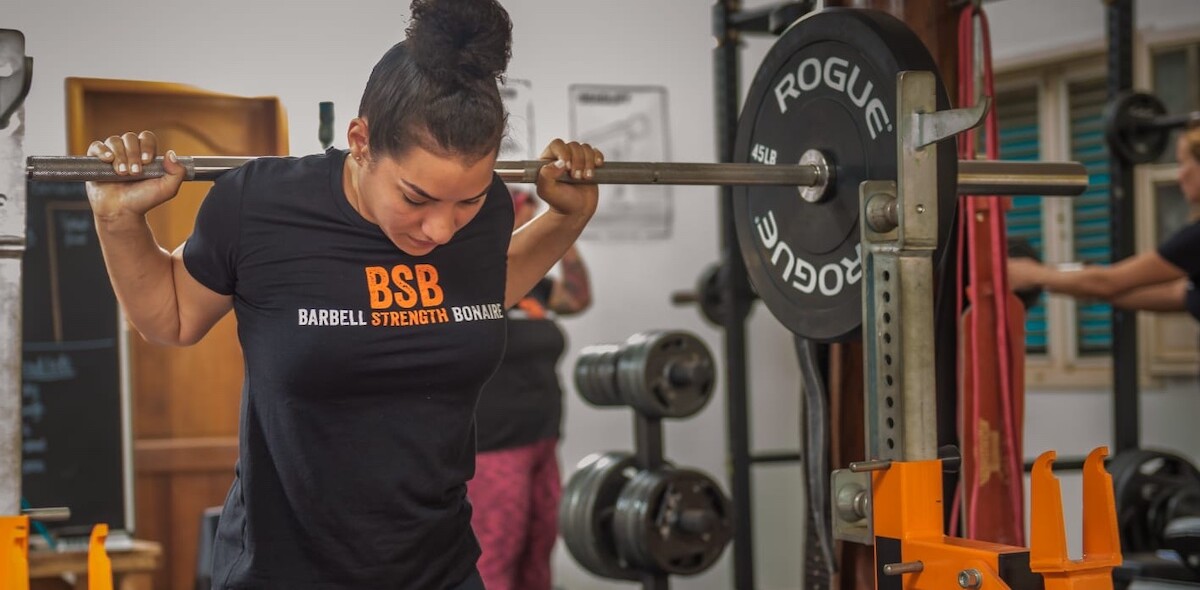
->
[21,181,131,537]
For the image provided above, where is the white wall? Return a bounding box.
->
[7,1,1200,589]
[989,0,1200,64]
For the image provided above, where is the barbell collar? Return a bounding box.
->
[26,156,1087,197]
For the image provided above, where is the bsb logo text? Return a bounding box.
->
[295,264,503,328]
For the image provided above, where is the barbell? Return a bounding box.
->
[26,156,1084,196]
[24,8,1089,343]
[24,156,1083,343]
[1105,90,1200,164]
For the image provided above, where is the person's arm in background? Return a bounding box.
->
[1008,250,1184,303]
[1109,278,1189,312]
[548,245,591,315]
[1013,131,1200,314]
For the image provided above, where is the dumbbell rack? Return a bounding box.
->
[633,414,671,590]
[567,330,732,589]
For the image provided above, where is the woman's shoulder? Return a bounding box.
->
[1166,219,1200,245]
[1158,219,1200,268]
[208,150,344,204]
[236,150,343,188]
[479,174,516,225]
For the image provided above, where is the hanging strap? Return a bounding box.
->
[953,2,1026,545]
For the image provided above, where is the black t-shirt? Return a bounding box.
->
[1158,221,1200,321]
[474,278,566,453]
[183,149,513,589]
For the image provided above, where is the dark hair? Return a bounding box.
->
[358,0,512,162]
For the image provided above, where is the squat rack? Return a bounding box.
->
[712,2,814,589]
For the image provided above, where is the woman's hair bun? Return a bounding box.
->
[406,0,512,86]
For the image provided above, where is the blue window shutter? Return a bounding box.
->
[1069,78,1112,356]
[996,86,1048,354]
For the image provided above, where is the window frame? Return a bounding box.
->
[995,55,1114,389]
[992,27,1200,389]
[1136,29,1200,380]
[1135,163,1200,376]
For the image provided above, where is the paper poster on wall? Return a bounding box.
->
[500,79,536,194]
[501,79,535,159]
[569,85,672,241]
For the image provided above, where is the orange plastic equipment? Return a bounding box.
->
[1029,448,1122,590]
[88,523,113,590]
[870,447,1121,590]
[0,515,29,590]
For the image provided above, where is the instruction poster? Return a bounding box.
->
[569,85,672,241]
[501,78,535,161]
[501,79,536,194]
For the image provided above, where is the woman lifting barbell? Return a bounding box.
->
[81,0,603,588]
[1009,124,1200,320]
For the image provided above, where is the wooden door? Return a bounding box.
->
[67,78,287,590]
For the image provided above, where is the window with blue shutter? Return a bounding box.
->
[1151,45,1197,166]
[996,86,1048,354]
[989,41,1200,384]
[1068,78,1112,356]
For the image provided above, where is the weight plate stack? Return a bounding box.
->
[559,452,641,581]
[616,331,716,419]
[612,467,734,576]
[574,344,624,407]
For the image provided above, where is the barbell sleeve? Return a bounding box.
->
[26,156,1088,197]
[21,506,71,522]
[955,160,1089,197]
